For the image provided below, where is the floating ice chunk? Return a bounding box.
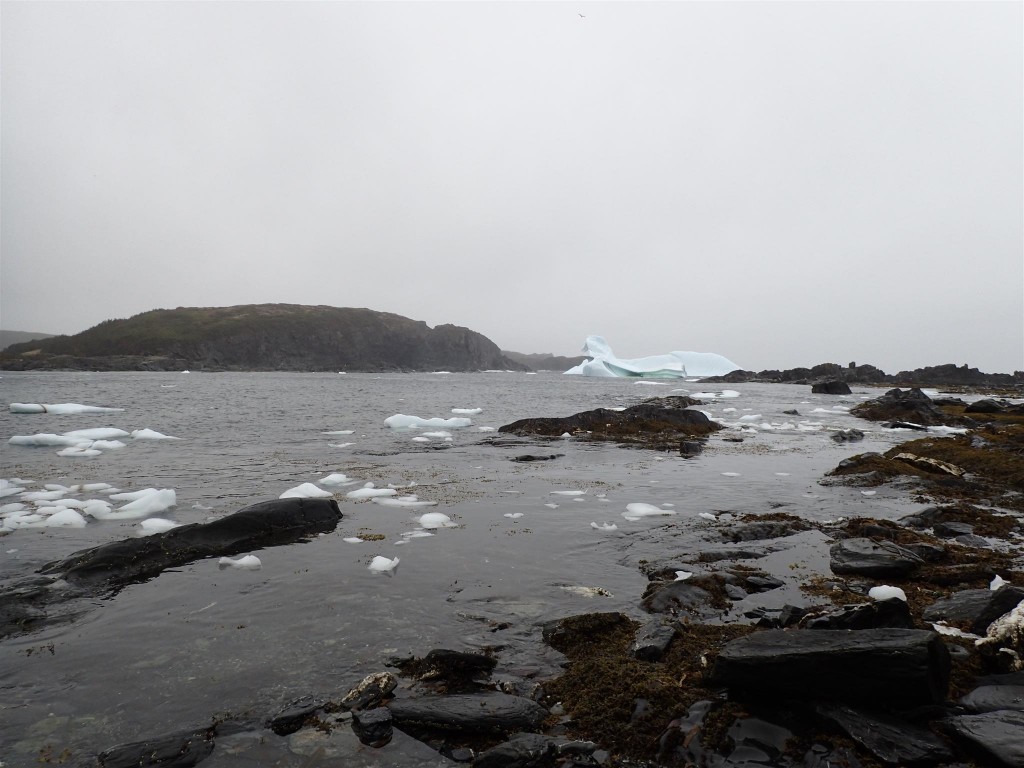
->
[319,473,355,487]
[219,555,262,569]
[10,434,85,447]
[551,490,587,496]
[564,336,740,379]
[368,555,400,573]
[280,483,333,499]
[452,408,483,415]
[91,440,127,450]
[92,489,176,519]
[991,575,1008,591]
[868,585,907,602]
[861,490,877,496]
[64,428,130,440]
[590,521,618,531]
[544,503,558,509]
[347,483,399,500]
[110,488,161,501]
[775,472,790,477]
[720,390,740,398]
[328,442,355,448]
[373,495,437,508]
[343,537,364,543]
[738,415,762,422]
[0,502,26,514]
[699,512,717,521]
[417,512,457,529]
[410,437,430,443]
[928,425,969,435]
[721,472,741,477]
[622,503,676,521]
[504,512,524,519]
[57,446,102,457]
[82,500,112,516]
[139,518,180,534]
[10,402,123,414]
[384,414,472,429]
[674,571,693,581]
[45,509,88,528]
[722,407,737,413]
[323,430,355,435]
[635,381,669,386]
[131,428,181,440]
[22,490,66,502]
[478,426,496,432]
[421,431,452,439]
[82,482,114,492]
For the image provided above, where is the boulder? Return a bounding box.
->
[95,728,214,768]
[802,598,914,631]
[959,685,1024,713]
[267,695,326,736]
[850,388,973,427]
[922,586,1024,635]
[630,620,677,662]
[640,580,719,618]
[472,732,555,768]
[711,628,950,707]
[831,428,865,443]
[830,537,924,578]
[351,707,393,748]
[41,498,343,592]
[387,693,548,738]
[812,380,852,395]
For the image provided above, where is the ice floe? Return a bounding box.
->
[95,489,176,519]
[131,428,181,440]
[372,495,437,508]
[280,483,334,499]
[138,518,180,534]
[416,512,457,529]
[385,414,472,429]
[368,555,400,574]
[868,585,907,602]
[319,473,356,487]
[10,402,124,414]
[451,408,482,415]
[550,490,587,496]
[564,336,740,379]
[622,503,677,522]
[590,522,618,531]
[347,483,399,500]
[219,555,262,569]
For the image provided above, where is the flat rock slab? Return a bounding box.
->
[816,703,953,766]
[388,693,548,737]
[830,537,924,578]
[802,597,914,630]
[944,709,1024,768]
[711,628,950,707]
[923,586,1024,634]
[959,685,1024,713]
[41,498,343,592]
[94,728,214,768]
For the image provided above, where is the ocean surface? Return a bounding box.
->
[0,371,977,761]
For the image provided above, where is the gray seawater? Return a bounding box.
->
[0,371,942,761]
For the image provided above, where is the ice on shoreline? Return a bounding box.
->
[10,402,124,414]
[280,483,334,499]
[622,503,677,521]
[564,336,740,379]
[385,414,473,429]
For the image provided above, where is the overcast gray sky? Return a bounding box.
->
[2,1,1021,373]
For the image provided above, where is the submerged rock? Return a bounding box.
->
[387,693,548,738]
[829,537,924,578]
[850,387,974,427]
[711,628,950,707]
[92,727,214,768]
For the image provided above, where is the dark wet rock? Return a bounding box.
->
[629,620,677,662]
[471,733,554,768]
[711,628,951,707]
[352,706,394,747]
[341,671,398,710]
[388,693,548,738]
[782,409,800,415]
[696,548,768,562]
[744,575,784,592]
[922,586,1024,634]
[955,533,992,548]
[801,742,866,768]
[851,387,973,427]
[679,440,704,457]
[267,695,326,736]
[510,454,564,463]
[942,709,1024,767]
[640,580,718,618]
[802,598,914,630]
[95,728,214,768]
[903,541,947,562]
[815,702,953,766]
[882,420,930,430]
[779,604,809,628]
[724,584,748,601]
[722,519,810,543]
[41,498,343,592]
[812,380,852,395]
[959,684,1024,713]
[389,649,497,691]
[498,396,724,449]
[656,700,720,766]
[830,537,924,578]
[831,428,865,443]
[722,716,794,766]
[965,398,1010,414]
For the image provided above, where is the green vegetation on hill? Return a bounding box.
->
[0,304,526,372]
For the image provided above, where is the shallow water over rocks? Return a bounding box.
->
[0,372,989,762]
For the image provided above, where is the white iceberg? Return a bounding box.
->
[219,555,262,569]
[10,402,124,414]
[564,336,740,379]
[385,414,472,429]
[280,483,333,499]
[368,555,400,574]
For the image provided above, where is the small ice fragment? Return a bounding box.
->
[385,414,472,429]
[775,472,790,477]
[661,503,675,508]
[372,496,437,508]
[674,571,693,581]
[560,432,572,438]
[22,490,66,502]
[10,402,123,414]
[590,522,618,531]
[131,428,181,440]
[64,428,131,440]
[329,442,355,448]
[139,518,180,534]
[319,473,354,487]
[721,472,741,477]
[368,555,400,573]
[478,426,496,432]
[551,490,587,496]
[280,483,333,499]
[544,503,558,509]
[45,509,88,528]
[451,408,483,415]
[323,430,355,435]
[622,503,676,521]
[411,437,430,443]
[82,482,114,492]
[92,440,127,450]
[991,575,1008,591]
[699,512,717,521]
[868,585,907,602]
[343,537,364,543]
[860,490,877,496]
[219,555,262,569]
[504,513,524,519]
[417,512,457,529]
[347,486,399,500]
[10,433,85,447]
[421,431,452,439]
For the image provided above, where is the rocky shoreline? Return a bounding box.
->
[10,388,1024,767]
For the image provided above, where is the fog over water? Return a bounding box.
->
[1,2,1021,373]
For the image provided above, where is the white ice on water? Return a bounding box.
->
[590,522,618,531]
[10,402,124,414]
[319,473,355,487]
[95,489,176,519]
[219,555,262,569]
[385,414,472,429]
[451,408,483,415]
[280,483,333,499]
[346,483,399,500]
[132,428,181,440]
[564,336,740,379]
[368,555,400,573]
[416,512,457,529]
[372,495,437,508]
[138,518,180,534]
[622,503,677,522]
[64,428,131,440]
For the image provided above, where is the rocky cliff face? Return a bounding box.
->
[0,305,526,372]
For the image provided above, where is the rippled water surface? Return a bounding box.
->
[0,372,951,759]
